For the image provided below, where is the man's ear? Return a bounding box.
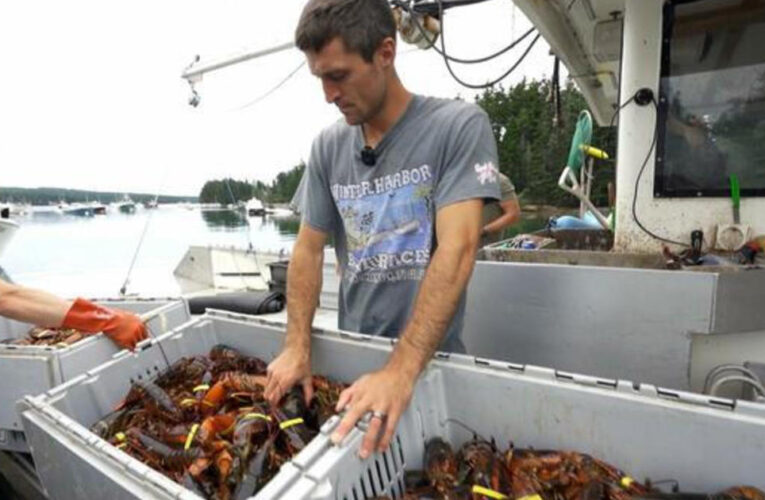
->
[376,37,397,69]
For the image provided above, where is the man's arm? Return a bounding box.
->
[285,223,327,348]
[330,198,482,457]
[0,278,72,327]
[387,198,481,384]
[482,195,521,235]
[0,279,146,350]
[265,222,328,405]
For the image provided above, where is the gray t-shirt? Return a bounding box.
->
[298,95,500,352]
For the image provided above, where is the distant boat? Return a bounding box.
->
[144,200,158,209]
[90,202,107,215]
[59,203,95,217]
[268,207,297,218]
[199,203,224,211]
[112,195,136,214]
[246,198,266,216]
[9,203,30,216]
[30,205,64,217]
[0,205,19,257]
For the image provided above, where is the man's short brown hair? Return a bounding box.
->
[295,0,397,62]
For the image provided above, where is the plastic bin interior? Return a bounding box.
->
[287,358,765,500]
[0,298,189,452]
[19,311,397,500]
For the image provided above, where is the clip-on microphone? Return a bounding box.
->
[360,146,377,167]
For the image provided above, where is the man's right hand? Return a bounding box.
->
[265,345,313,406]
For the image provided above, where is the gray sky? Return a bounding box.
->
[0,0,558,197]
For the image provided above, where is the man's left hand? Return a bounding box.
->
[331,366,415,459]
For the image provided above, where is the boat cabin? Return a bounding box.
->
[516,0,765,253]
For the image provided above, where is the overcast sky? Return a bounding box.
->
[0,0,559,197]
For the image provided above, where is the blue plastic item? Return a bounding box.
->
[548,213,603,230]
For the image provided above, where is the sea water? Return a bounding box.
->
[1,206,299,297]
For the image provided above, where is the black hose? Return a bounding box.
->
[188,291,285,316]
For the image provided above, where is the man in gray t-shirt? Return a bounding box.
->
[298,94,498,351]
[265,0,499,459]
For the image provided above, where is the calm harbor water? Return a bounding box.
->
[1,206,300,297]
[1,206,547,298]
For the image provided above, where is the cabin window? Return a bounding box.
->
[655,0,765,197]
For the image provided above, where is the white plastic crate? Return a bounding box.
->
[0,298,190,452]
[281,355,765,499]
[20,310,765,499]
[18,310,398,500]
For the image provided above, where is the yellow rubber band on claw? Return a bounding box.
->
[279,418,304,430]
[471,485,508,499]
[114,432,126,442]
[621,477,634,488]
[243,413,272,422]
[192,384,210,393]
[180,398,197,407]
[518,495,542,500]
[184,423,200,450]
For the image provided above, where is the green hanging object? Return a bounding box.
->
[730,173,741,224]
[729,174,741,209]
[566,110,593,174]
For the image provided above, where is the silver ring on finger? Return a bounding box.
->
[371,410,386,420]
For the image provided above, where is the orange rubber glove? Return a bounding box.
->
[62,298,147,350]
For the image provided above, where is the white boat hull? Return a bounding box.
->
[174,245,340,308]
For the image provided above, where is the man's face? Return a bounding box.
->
[307,37,390,125]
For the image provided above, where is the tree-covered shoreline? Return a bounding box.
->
[0,187,196,205]
[199,164,305,206]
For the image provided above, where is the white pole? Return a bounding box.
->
[181,41,296,82]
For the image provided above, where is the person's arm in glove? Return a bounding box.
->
[61,298,147,350]
[0,279,146,350]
